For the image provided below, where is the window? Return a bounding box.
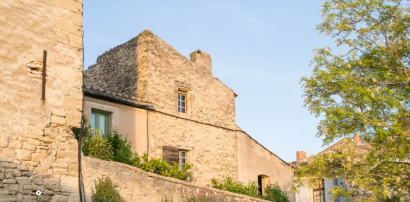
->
[178,91,187,113]
[91,109,110,135]
[179,150,187,169]
[313,179,325,202]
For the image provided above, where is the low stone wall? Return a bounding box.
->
[82,157,271,202]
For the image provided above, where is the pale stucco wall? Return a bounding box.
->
[237,132,295,201]
[83,96,148,155]
[0,0,83,201]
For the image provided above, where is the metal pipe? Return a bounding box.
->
[42,50,47,100]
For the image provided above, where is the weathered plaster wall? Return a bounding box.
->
[83,156,269,202]
[0,0,83,201]
[237,132,295,201]
[83,96,148,155]
[148,112,238,186]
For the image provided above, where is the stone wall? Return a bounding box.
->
[148,111,238,186]
[84,37,138,96]
[83,156,270,202]
[0,0,83,201]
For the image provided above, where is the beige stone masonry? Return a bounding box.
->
[83,157,271,202]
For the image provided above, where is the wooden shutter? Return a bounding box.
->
[163,146,179,166]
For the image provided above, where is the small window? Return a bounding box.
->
[178,91,187,113]
[91,109,110,135]
[179,150,187,169]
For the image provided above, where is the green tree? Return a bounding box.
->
[295,0,410,201]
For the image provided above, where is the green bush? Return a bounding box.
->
[210,177,290,201]
[210,176,261,198]
[139,153,193,181]
[107,131,140,166]
[92,176,125,202]
[82,129,113,160]
[262,182,290,202]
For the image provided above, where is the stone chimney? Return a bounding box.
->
[190,49,212,76]
[353,134,362,144]
[296,151,307,163]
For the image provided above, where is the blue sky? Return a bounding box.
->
[84,0,348,162]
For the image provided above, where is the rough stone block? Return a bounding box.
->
[15,177,31,185]
[9,141,22,149]
[52,195,68,202]
[38,137,54,144]
[0,136,8,148]
[0,162,17,169]
[54,18,82,35]
[71,13,82,26]
[23,195,37,202]
[16,165,28,171]
[66,110,82,128]
[57,0,82,13]
[21,171,33,177]
[69,33,82,49]
[0,156,12,162]
[22,143,36,151]
[0,196,16,202]
[0,188,9,195]
[38,195,52,202]
[44,128,59,139]
[60,176,77,193]
[27,139,41,146]
[16,150,31,161]
[6,169,21,177]
[52,168,67,175]
[51,115,66,126]
[3,179,16,184]
[32,153,46,162]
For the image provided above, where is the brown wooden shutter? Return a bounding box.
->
[163,146,179,166]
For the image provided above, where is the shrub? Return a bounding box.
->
[107,131,140,166]
[92,176,125,202]
[139,153,193,181]
[82,129,113,160]
[262,182,290,202]
[182,187,218,202]
[210,176,261,198]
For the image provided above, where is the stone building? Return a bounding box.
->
[0,0,83,201]
[84,29,295,200]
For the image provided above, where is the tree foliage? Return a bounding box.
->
[295,0,410,201]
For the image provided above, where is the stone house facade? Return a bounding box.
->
[84,30,295,200]
[0,0,83,201]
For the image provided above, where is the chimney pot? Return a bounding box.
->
[296,151,307,163]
